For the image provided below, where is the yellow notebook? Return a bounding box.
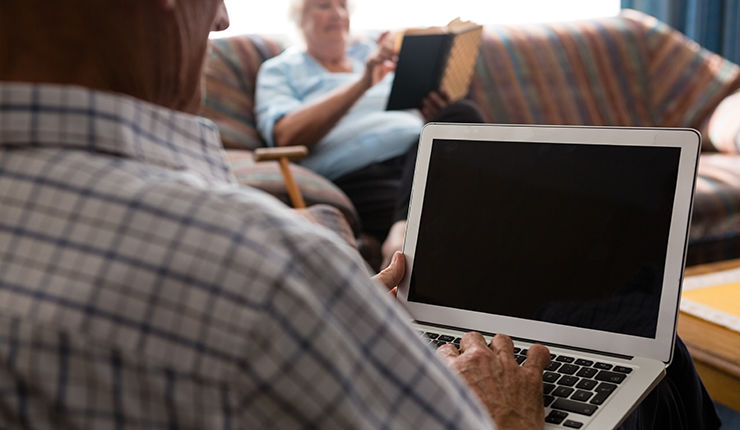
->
[683,282,740,317]
[681,270,740,332]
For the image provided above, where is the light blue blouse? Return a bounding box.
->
[255,41,424,180]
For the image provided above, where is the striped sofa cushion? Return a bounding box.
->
[202,35,286,150]
[689,152,740,265]
[469,14,655,127]
[468,9,740,136]
[624,10,740,136]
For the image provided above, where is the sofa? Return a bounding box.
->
[201,9,740,267]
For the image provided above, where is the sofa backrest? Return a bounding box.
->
[202,35,288,150]
[202,10,740,151]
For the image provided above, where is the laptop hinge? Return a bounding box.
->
[416,320,635,361]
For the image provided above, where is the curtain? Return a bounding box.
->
[622,0,740,64]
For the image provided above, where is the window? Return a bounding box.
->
[214,0,621,39]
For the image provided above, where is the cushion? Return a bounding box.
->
[293,204,357,249]
[622,10,740,134]
[701,90,740,154]
[202,35,286,150]
[468,14,654,126]
[225,149,360,234]
[688,152,740,264]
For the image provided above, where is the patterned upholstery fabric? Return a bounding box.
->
[202,35,286,150]
[201,10,740,264]
[468,10,740,131]
[691,153,740,265]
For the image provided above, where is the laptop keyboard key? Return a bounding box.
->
[558,375,579,387]
[595,370,626,384]
[515,355,527,364]
[552,398,598,416]
[424,332,439,339]
[576,367,598,378]
[553,386,575,398]
[595,382,618,394]
[543,383,556,394]
[590,391,610,405]
[594,362,613,370]
[558,364,579,375]
[543,372,560,383]
[614,366,633,374]
[571,390,594,402]
[545,410,568,424]
[546,361,562,372]
[544,395,555,407]
[575,359,594,366]
[576,379,598,390]
[556,355,575,363]
[563,419,584,429]
[438,335,455,342]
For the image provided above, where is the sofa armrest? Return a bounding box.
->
[224,149,360,235]
[621,10,740,131]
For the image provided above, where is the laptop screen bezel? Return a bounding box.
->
[397,124,700,363]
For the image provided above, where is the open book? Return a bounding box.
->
[386,18,483,111]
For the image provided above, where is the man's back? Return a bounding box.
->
[0,83,491,429]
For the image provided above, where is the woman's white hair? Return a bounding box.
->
[288,0,355,27]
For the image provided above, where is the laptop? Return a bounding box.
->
[397,124,701,429]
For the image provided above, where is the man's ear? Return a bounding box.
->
[157,0,176,10]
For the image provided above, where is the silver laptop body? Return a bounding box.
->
[397,124,701,429]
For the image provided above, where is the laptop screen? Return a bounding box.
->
[408,139,681,339]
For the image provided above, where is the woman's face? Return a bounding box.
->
[300,0,350,49]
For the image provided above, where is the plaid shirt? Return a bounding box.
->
[0,83,493,429]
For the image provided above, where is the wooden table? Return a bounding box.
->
[679,259,740,411]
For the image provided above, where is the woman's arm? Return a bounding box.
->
[272,32,396,149]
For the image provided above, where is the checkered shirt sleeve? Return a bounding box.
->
[0,83,494,429]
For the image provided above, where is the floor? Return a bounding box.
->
[718,402,740,429]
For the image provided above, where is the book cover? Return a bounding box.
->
[386,19,483,111]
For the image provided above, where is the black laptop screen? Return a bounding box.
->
[407,139,682,339]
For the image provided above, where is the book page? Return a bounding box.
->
[440,24,483,101]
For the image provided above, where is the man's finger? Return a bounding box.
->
[489,334,515,357]
[372,251,405,291]
[435,343,460,365]
[459,331,488,353]
[522,344,551,371]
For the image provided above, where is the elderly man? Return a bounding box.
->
[0,0,550,428]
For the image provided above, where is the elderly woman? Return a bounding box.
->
[255,0,483,270]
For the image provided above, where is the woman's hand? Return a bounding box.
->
[421,89,451,121]
[363,31,397,87]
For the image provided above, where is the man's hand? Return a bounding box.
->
[437,333,550,430]
[420,89,451,121]
[371,251,405,296]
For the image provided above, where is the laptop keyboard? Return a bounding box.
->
[421,330,633,428]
